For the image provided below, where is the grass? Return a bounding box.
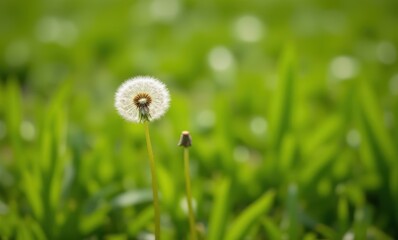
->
[1,0,398,239]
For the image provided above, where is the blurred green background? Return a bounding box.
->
[1,0,398,239]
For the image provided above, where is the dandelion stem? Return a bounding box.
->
[184,147,197,240]
[144,121,161,239]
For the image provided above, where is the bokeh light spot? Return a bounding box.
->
[343,232,355,240]
[233,146,250,162]
[330,56,359,80]
[208,46,234,71]
[376,41,396,64]
[179,196,197,215]
[150,0,180,22]
[20,121,36,141]
[384,112,394,129]
[36,17,78,46]
[250,117,267,136]
[389,74,398,95]
[233,15,264,42]
[346,129,360,148]
[137,233,155,240]
[196,110,215,129]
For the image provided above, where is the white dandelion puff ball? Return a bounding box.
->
[115,76,170,123]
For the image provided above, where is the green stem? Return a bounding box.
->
[144,122,161,240]
[184,147,197,240]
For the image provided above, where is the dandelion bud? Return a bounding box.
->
[178,131,192,147]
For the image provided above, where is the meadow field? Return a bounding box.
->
[1,0,398,239]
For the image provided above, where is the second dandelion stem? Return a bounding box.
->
[144,122,161,240]
[184,147,197,240]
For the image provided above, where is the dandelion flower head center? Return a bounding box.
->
[134,93,152,108]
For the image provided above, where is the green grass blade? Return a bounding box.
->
[358,81,398,229]
[279,133,297,177]
[353,206,371,240]
[262,217,282,239]
[157,166,176,211]
[208,177,231,240]
[299,142,339,187]
[269,46,295,151]
[128,206,154,236]
[302,115,343,156]
[284,184,299,240]
[111,190,153,209]
[359,82,397,163]
[337,196,349,237]
[225,190,275,240]
[5,77,22,159]
[22,171,43,220]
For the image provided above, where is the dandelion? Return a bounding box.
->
[115,76,170,123]
[115,76,170,240]
[178,131,197,240]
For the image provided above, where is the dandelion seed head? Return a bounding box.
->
[115,76,170,123]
